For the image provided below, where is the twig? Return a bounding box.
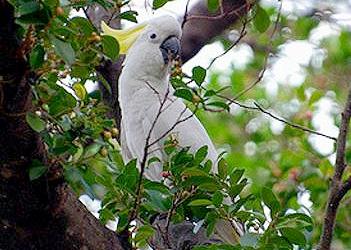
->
[253,102,337,141]
[232,0,283,100]
[233,58,267,100]
[206,16,248,70]
[318,86,351,250]
[164,193,180,245]
[129,87,171,224]
[148,107,196,148]
[181,0,191,29]
[212,91,337,141]
[164,188,196,236]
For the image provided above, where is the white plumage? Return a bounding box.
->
[117,16,218,180]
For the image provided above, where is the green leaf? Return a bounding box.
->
[174,88,193,102]
[144,180,170,194]
[212,191,223,207]
[116,159,139,193]
[277,213,313,232]
[218,158,228,179]
[18,2,41,16]
[207,101,229,111]
[182,167,209,177]
[230,169,244,184]
[254,5,270,33]
[204,89,216,97]
[261,187,281,216]
[194,145,208,165]
[83,143,102,158]
[26,112,46,133]
[43,0,58,9]
[153,0,169,9]
[145,190,172,212]
[16,8,50,25]
[29,160,47,180]
[73,82,87,100]
[99,208,115,224]
[188,199,213,206]
[117,210,129,232]
[71,65,90,79]
[230,194,254,214]
[98,74,112,94]
[207,0,219,12]
[48,88,77,116]
[181,176,219,189]
[284,213,313,225]
[203,159,212,173]
[29,45,45,69]
[198,182,219,192]
[70,17,95,36]
[229,179,247,198]
[205,211,218,237]
[135,225,155,248]
[102,35,120,60]
[118,10,138,23]
[280,227,306,246]
[192,66,207,86]
[93,0,113,8]
[147,156,161,165]
[50,36,75,65]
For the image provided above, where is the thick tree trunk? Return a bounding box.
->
[0,1,123,249]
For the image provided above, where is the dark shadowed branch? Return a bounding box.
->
[180,0,251,62]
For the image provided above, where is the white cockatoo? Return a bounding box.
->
[101,16,218,179]
[101,15,241,244]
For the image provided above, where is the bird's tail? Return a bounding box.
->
[213,219,243,245]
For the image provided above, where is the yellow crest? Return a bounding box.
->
[101,21,147,54]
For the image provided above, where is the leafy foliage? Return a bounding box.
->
[9,0,351,249]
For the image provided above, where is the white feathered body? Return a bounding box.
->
[119,69,218,181]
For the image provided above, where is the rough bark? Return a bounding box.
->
[0,1,123,249]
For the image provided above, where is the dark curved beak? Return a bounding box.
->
[160,36,180,64]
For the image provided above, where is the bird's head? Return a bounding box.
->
[101,15,182,79]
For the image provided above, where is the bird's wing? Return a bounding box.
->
[146,95,219,168]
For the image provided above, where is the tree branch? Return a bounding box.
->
[318,86,351,250]
[253,102,337,141]
[180,0,252,62]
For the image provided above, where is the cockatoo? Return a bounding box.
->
[101,15,241,244]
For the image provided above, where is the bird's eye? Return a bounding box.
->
[149,33,157,39]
